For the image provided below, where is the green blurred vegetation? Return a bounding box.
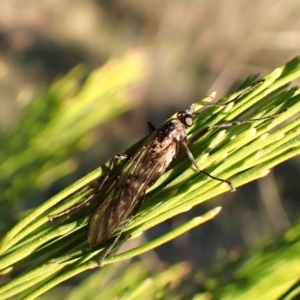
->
[0,57,299,299]
[198,223,300,300]
[44,222,300,300]
[0,51,148,231]
[1,1,300,299]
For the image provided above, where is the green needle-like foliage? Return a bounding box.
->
[0,51,148,206]
[200,223,300,300]
[0,56,299,300]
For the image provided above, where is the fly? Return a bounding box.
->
[50,80,284,266]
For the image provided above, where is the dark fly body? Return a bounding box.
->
[50,80,284,266]
[87,106,235,251]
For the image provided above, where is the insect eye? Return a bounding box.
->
[177,112,194,127]
[184,114,193,127]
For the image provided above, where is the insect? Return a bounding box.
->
[51,80,283,266]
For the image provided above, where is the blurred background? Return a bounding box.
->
[0,0,299,298]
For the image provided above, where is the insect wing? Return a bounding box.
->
[87,135,161,246]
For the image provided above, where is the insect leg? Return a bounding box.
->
[225,79,265,105]
[147,121,156,132]
[97,194,146,267]
[49,153,128,221]
[187,109,285,146]
[98,214,135,267]
[184,109,285,191]
[181,141,236,192]
[197,79,265,109]
[207,110,286,130]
